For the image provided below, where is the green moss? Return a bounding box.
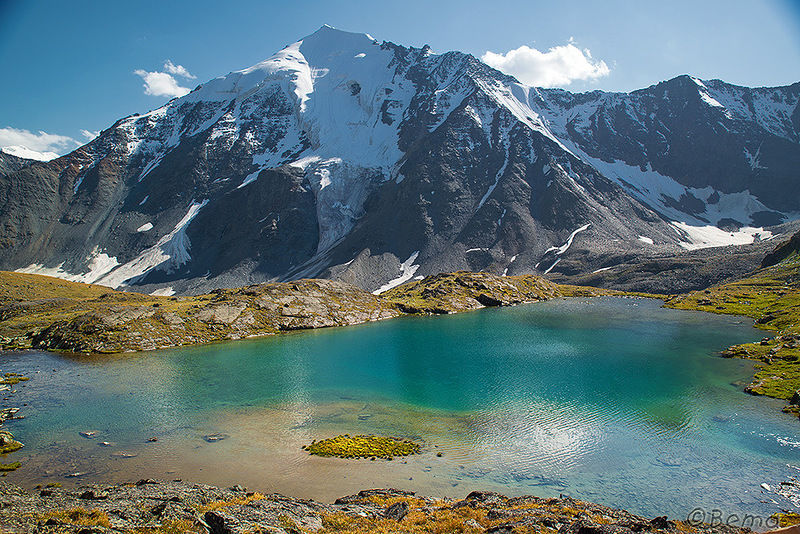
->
[750,359,800,399]
[0,373,29,385]
[304,435,421,459]
[0,461,20,472]
[0,441,23,454]
[0,433,23,455]
[774,512,800,527]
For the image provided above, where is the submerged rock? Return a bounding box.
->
[203,433,229,443]
[0,430,22,454]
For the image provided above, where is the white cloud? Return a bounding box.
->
[134,59,195,98]
[0,127,82,161]
[163,60,196,79]
[481,41,610,88]
[134,69,191,98]
[1,145,60,161]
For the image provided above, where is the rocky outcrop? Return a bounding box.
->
[0,270,602,354]
[0,151,34,177]
[0,480,754,534]
[383,271,609,314]
[762,229,800,268]
[21,278,401,353]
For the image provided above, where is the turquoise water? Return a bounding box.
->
[1,297,798,520]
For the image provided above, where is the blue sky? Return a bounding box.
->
[1,0,799,159]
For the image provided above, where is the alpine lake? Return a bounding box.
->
[1,297,798,520]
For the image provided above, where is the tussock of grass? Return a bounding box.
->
[43,508,111,528]
[774,512,800,527]
[304,435,421,459]
[198,492,266,511]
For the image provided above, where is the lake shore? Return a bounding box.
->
[664,251,800,417]
[3,265,798,420]
[1,297,797,523]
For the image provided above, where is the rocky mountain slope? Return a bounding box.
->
[0,151,34,177]
[2,26,798,295]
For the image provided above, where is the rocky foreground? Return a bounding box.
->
[0,479,754,534]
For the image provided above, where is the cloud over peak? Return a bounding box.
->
[134,60,196,98]
[163,59,196,80]
[0,127,82,161]
[482,41,610,88]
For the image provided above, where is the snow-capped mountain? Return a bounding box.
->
[2,26,799,294]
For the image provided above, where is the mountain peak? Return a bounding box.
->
[302,24,378,47]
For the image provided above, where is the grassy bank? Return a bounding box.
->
[665,244,800,415]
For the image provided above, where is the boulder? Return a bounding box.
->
[204,510,242,534]
[383,501,409,521]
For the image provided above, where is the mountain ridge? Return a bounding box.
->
[2,25,798,295]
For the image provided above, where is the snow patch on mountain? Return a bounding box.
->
[546,224,591,255]
[692,79,800,141]
[94,200,208,288]
[150,287,176,296]
[373,251,420,294]
[543,258,561,274]
[567,150,777,231]
[671,222,773,250]
[477,124,511,209]
[502,254,518,276]
[17,248,119,285]
[743,146,767,170]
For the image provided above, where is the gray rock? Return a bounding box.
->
[383,501,409,521]
[204,510,242,534]
[203,433,229,443]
